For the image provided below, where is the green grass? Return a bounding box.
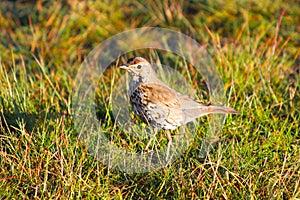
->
[0,0,299,199]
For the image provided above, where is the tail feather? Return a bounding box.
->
[206,105,239,115]
[182,105,238,123]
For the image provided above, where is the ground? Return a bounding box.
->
[0,0,299,199]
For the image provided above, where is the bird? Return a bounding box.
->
[119,57,238,157]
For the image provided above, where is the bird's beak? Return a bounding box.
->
[119,64,129,69]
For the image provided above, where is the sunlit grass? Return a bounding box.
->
[0,0,299,199]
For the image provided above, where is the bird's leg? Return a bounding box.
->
[166,130,172,162]
[144,127,158,152]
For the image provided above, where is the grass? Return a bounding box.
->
[0,0,299,199]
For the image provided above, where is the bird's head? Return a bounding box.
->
[120,57,155,81]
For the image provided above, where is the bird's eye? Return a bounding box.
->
[137,65,142,69]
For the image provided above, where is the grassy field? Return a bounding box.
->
[0,0,299,199]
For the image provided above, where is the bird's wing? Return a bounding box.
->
[138,83,181,109]
[176,92,205,109]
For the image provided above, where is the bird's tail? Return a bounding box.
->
[183,105,239,123]
[205,105,239,115]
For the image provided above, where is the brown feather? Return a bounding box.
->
[138,83,180,109]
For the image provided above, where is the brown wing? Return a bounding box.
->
[176,92,205,109]
[138,83,180,109]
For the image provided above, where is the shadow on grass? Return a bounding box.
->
[0,111,39,133]
[0,109,70,134]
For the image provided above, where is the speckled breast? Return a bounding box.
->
[129,87,166,129]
